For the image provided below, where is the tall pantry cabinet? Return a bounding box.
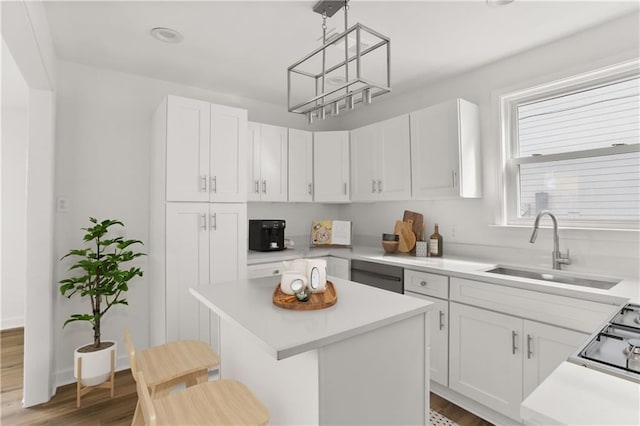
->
[150,95,248,351]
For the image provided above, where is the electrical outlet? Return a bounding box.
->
[57,197,69,213]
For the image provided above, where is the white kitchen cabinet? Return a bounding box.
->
[313,131,350,203]
[407,292,449,387]
[449,302,523,420]
[410,98,481,199]
[150,96,248,348]
[247,261,285,279]
[522,320,587,398]
[166,95,247,203]
[351,114,412,202]
[449,301,588,421]
[288,128,313,202]
[248,122,288,202]
[327,256,350,280]
[165,202,247,352]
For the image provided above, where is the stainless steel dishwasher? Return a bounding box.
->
[350,259,404,294]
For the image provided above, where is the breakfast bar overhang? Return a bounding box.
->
[191,276,435,425]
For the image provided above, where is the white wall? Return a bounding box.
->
[52,60,315,386]
[1,39,29,329]
[331,12,640,278]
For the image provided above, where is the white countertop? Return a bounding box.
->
[190,276,435,360]
[521,362,640,425]
[248,245,639,305]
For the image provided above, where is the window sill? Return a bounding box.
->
[489,224,639,233]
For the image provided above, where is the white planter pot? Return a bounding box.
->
[73,341,116,387]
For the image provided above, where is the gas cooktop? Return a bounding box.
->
[570,303,640,383]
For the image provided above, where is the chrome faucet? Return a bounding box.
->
[529,210,571,270]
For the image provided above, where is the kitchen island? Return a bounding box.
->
[191,276,435,425]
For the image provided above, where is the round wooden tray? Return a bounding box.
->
[272,281,337,310]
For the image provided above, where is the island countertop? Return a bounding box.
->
[190,276,435,360]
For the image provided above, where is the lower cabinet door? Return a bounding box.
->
[406,293,449,387]
[522,320,587,398]
[166,203,211,344]
[449,302,523,421]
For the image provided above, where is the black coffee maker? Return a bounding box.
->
[249,220,286,252]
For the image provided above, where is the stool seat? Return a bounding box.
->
[151,379,269,425]
[136,340,220,390]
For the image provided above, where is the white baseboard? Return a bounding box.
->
[1,317,25,330]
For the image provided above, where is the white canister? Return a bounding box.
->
[282,258,307,275]
[305,258,327,293]
[280,271,308,295]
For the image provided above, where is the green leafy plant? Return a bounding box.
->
[59,217,145,349]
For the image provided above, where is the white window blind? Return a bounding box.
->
[501,62,640,228]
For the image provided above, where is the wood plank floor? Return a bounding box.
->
[1,328,492,425]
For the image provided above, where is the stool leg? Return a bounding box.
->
[131,400,144,426]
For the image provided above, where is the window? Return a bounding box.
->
[499,60,640,229]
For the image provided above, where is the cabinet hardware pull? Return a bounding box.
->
[308,183,312,195]
[512,331,518,354]
[451,170,456,188]
[378,179,382,193]
[372,179,377,193]
[200,213,207,230]
[211,176,217,193]
[344,182,347,195]
[527,334,533,359]
[273,269,280,275]
[420,281,427,287]
[255,180,259,193]
[263,180,267,194]
[211,213,217,230]
[200,175,207,192]
[439,311,445,330]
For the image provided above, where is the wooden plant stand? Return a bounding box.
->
[76,349,115,408]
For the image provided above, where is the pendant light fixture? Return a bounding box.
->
[287,0,391,122]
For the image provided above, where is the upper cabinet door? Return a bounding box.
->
[288,128,314,202]
[210,104,247,203]
[247,122,288,202]
[247,122,261,201]
[259,124,288,202]
[410,99,481,199]
[166,96,211,202]
[350,123,379,202]
[314,131,350,203]
[378,114,412,201]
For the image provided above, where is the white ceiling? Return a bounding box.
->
[43,1,639,106]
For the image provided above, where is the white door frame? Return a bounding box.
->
[2,0,57,406]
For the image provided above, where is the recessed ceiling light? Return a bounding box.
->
[486,0,515,6]
[150,27,183,43]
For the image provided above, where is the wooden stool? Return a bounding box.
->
[124,330,221,424]
[136,371,269,426]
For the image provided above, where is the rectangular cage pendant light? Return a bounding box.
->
[287,0,391,123]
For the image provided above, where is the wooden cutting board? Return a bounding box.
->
[394,219,416,253]
[403,210,424,242]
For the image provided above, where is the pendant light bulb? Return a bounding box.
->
[363,88,372,105]
[346,93,355,110]
[331,101,340,116]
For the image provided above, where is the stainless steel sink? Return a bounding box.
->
[485,266,621,290]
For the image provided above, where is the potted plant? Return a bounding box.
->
[59,217,144,390]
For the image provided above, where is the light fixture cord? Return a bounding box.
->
[344,0,350,99]
[320,11,327,112]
